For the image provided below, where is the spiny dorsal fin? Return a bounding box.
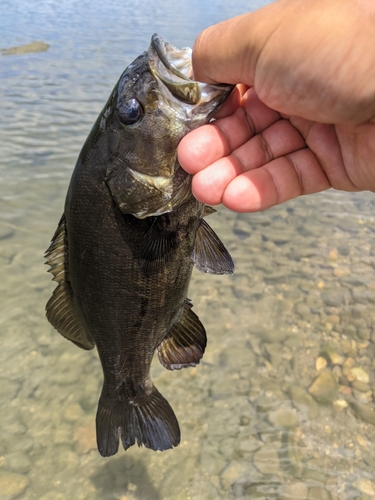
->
[191,219,235,275]
[45,214,95,350]
[139,218,178,271]
[157,300,206,370]
[203,205,216,217]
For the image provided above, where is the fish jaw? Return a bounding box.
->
[149,33,234,129]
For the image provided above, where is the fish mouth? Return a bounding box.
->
[149,33,234,111]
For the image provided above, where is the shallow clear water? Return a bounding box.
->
[1,1,375,499]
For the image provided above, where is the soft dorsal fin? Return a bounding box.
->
[191,219,235,275]
[157,300,206,370]
[45,215,95,350]
[139,217,178,272]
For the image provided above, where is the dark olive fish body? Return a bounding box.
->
[46,35,234,456]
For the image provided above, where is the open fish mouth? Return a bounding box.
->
[148,33,234,115]
[151,34,194,82]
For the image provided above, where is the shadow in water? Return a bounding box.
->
[91,454,160,500]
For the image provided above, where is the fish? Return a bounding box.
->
[45,34,234,457]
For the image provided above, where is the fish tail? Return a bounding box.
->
[96,385,180,456]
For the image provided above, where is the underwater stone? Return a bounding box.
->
[308,486,331,500]
[7,452,31,474]
[287,385,320,419]
[348,366,369,384]
[315,357,328,371]
[268,408,299,429]
[351,402,375,426]
[253,444,280,475]
[281,482,308,499]
[0,471,29,499]
[353,478,375,496]
[294,302,311,319]
[308,371,338,404]
[320,290,348,307]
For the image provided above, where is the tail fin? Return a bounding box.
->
[96,385,180,457]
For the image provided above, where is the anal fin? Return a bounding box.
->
[45,214,94,350]
[158,300,206,370]
[191,218,235,275]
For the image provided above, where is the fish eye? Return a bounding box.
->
[118,98,143,125]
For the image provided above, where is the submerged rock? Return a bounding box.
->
[281,481,308,499]
[253,444,280,475]
[0,41,49,56]
[351,402,375,426]
[308,370,338,404]
[0,471,29,499]
[353,478,375,496]
[268,408,299,429]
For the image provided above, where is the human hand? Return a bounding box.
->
[178,0,375,212]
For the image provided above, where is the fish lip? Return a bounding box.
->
[151,34,193,81]
[148,33,234,107]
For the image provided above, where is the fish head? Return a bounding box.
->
[99,34,234,218]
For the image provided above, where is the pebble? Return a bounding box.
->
[342,356,355,374]
[352,402,375,426]
[353,388,373,404]
[253,444,280,475]
[251,322,290,343]
[308,370,338,404]
[7,452,31,474]
[320,290,348,307]
[239,437,262,454]
[341,340,357,359]
[351,380,371,392]
[220,460,249,488]
[294,302,311,319]
[281,482,308,499]
[333,266,350,277]
[315,357,328,371]
[333,399,348,411]
[264,343,284,366]
[353,478,375,496]
[287,385,320,419]
[348,367,370,384]
[63,403,84,422]
[326,352,345,366]
[73,421,97,454]
[308,486,331,500]
[301,466,327,484]
[268,408,299,429]
[357,327,370,341]
[0,471,29,499]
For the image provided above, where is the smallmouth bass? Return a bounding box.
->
[45,34,234,457]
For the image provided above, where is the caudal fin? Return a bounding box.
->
[96,385,180,457]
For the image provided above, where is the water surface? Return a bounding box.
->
[1,1,375,499]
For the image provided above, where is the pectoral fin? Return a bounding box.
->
[191,219,235,275]
[45,215,95,350]
[158,300,206,370]
[139,217,178,271]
